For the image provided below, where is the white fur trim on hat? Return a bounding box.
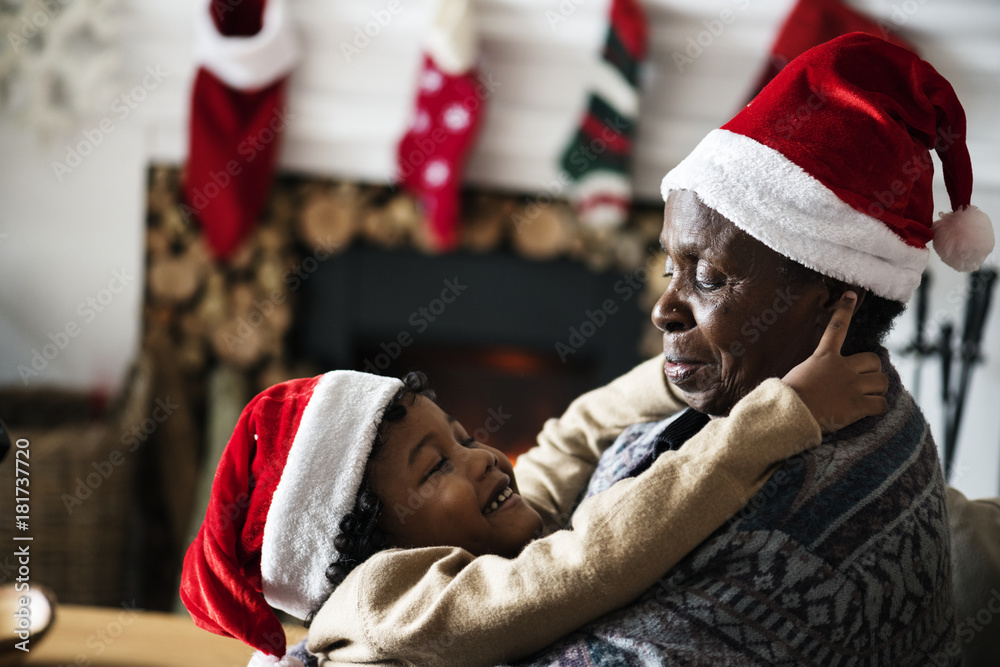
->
[195,0,301,90]
[660,129,929,303]
[260,371,403,619]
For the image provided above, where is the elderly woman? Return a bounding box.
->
[506,33,994,666]
[294,34,993,667]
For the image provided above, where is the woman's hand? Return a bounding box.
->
[781,292,889,434]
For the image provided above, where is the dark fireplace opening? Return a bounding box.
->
[353,342,596,461]
[293,244,652,459]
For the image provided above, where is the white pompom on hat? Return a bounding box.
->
[661,32,995,302]
[932,206,995,273]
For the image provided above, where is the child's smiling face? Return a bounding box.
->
[370,395,543,558]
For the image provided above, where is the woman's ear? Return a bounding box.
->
[818,279,866,322]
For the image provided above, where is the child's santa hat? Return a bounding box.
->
[180,371,402,664]
[661,32,994,303]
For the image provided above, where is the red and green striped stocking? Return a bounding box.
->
[560,0,648,229]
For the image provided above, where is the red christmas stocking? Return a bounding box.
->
[183,0,299,260]
[747,0,916,101]
[396,0,484,252]
[560,0,648,229]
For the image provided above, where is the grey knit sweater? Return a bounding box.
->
[510,353,958,667]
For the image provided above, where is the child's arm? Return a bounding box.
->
[515,355,688,532]
[308,379,818,666]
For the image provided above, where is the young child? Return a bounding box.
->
[181,293,886,666]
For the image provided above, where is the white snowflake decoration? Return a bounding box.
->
[0,0,122,134]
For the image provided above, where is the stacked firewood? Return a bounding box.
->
[145,167,300,391]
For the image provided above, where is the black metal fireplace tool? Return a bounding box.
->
[902,267,998,482]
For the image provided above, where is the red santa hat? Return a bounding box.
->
[180,371,402,664]
[662,32,994,303]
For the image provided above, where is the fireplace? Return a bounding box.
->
[294,244,653,458]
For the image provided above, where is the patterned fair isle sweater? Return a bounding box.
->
[506,353,958,667]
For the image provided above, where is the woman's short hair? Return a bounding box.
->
[778,258,906,356]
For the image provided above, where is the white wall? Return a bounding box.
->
[1,0,998,495]
[0,108,147,397]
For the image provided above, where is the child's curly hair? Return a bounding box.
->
[304,371,434,627]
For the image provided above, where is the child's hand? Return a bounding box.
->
[781,292,889,434]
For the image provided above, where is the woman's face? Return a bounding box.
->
[653,190,833,416]
[370,395,543,558]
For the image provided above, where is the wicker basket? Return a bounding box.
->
[0,358,151,607]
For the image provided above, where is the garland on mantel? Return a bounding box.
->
[143,165,669,394]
